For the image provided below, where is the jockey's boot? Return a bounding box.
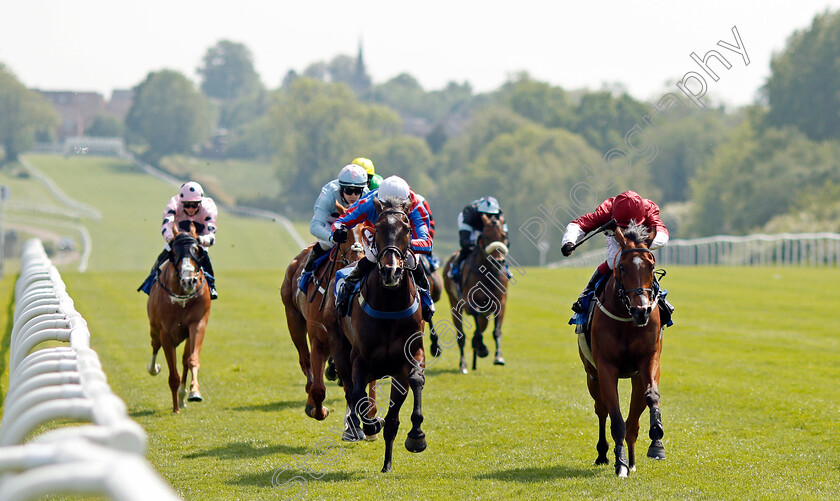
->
[336,258,375,317]
[303,244,329,274]
[199,252,218,300]
[572,268,606,314]
[448,245,474,279]
[138,249,169,293]
[654,280,675,326]
[411,265,435,322]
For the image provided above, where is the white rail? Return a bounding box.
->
[550,232,840,267]
[0,239,180,501]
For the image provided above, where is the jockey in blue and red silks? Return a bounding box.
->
[331,175,435,321]
[561,190,674,324]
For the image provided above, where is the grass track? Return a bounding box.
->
[0,154,839,499]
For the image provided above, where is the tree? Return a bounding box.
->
[573,91,649,153]
[268,78,401,213]
[198,40,262,101]
[0,64,60,162]
[501,74,576,130]
[125,70,213,163]
[764,10,840,141]
[85,114,125,138]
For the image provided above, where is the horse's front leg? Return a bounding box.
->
[428,319,442,358]
[363,381,382,441]
[491,300,506,366]
[343,356,369,442]
[452,306,468,374]
[582,359,609,465]
[626,374,647,471]
[404,349,427,455]
[147,332,161,375]
[305,331,330,420]
[646,351,665,460]
[185,323,205,402]
[597,365,630,477]
[161,338,181,413]
[382,375,409,473]
[472,315,489,370]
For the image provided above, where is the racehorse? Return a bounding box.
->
[327,196,427,473]
[280,202,367,421]
[146,223,212,414]
[443,213,509,373]
[422,255,445,357]
[580,221,666,477]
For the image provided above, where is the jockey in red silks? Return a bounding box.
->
[138,181,219,299]
[561,190,674,323]
[331,175,435,321]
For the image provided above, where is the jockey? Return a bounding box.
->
[561,190,674,323]
[351,157,383,190]
[301,163,369,278]
[332,176,435,321]
[414,192,440,272]
[138,181,219,299]
[449,196,510,279]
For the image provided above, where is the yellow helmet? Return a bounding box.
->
[352,157,375,177]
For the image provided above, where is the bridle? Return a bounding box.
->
[157,237,205,301]
[613,247,661,315]
[374,209,416,274]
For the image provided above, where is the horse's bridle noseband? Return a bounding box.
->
[374,209,416,272]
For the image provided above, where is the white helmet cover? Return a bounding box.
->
[476,196,500,214]
[376,176,411,202]
[179,181,204,202]
[338,164,368,188]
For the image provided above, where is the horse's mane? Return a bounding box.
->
[622,220,649,245]
[380,196,409,212]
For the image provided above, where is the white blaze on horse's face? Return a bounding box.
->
[180,258,198,293]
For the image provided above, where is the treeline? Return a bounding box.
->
[3,12,840,265]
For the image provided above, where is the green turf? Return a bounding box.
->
[1,155,838,500]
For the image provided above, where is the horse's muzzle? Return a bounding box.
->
[381,266,402,287]
[629,306,651,327]
[181,276,198,293]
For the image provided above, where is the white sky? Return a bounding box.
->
[1,1,838,107]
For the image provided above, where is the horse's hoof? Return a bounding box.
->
[595,456,609,466]
[342,427,365,442]
[476,345,489,358]
[305,405,327,419]
[381,462,392,473]
[405,436,427,453]
[493,355,505,365]
[187,391,203,402]
[616,464,629,478]
[459,361,468,374]
[363,416,384,438]
[325,363,338,381]
[430,342,442,358]
[647,440,666,460]
[147,363,160,376]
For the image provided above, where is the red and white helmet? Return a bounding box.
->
[179,181,204,203]
[612,190,645,227]
[376,176,411,202]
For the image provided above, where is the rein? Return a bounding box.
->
[600,247,661,320]
[155,268,205,301]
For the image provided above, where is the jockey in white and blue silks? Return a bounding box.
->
[331,176,435,320]
[300,164,369,279]
[138,181,219,299]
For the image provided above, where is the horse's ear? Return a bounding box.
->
[373,197,384,213]
[400,198,412,214]
[614,226,626,247]
[481,213,492,227]
[335,200,347,215]
[645,228,657,248]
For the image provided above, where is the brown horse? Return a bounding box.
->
[280,202,367,421]
[580,222,665,477]
[327,196,427,473]
[146,223,212,414]
[443,214,510,373]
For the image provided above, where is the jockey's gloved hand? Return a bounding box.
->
[332,226,348,244]
[561,242,575,257]
[198,234,214,247]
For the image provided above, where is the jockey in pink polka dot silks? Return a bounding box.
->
[138,181,219,299]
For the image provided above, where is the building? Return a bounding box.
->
[37,89,133,141]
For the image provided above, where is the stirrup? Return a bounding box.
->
[210,288,218,300]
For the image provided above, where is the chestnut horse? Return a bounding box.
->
[580,222,666,477]
[327,196,427,473]
[146,224,212,414]
[442,213,509,373]
[280,202,367,421]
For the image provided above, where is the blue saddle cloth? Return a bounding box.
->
[298,251,333,294]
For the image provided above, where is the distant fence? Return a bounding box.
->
[0,239,179,501]
[550,232,840,268]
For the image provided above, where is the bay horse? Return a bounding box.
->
[580,221,665,477]
[442,213,509,373]
[146,223,211,414]
[326,196,427,473]
[280,202,367,421]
